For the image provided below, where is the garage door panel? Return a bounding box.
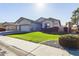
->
[21,25,31,32]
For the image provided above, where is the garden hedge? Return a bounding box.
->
[59,34,79,49]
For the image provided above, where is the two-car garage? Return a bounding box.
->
[17,25,32,32]
[20,25,32,32]
[15,17,33,32]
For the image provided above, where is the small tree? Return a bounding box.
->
[71,8,79,24]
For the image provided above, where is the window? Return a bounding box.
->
[42,22,51,28]
[45,23,50,28]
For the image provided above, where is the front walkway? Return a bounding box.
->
[0,36,71,56]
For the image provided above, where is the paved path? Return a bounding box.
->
[0,36,71,56]
[0,43,17,56]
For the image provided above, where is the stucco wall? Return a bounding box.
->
[15,19,33,31]
[42,20,53,28]
[53,21,60,27]
[16,19,31,25]
[32,23,41,31]
[42,20,60,28]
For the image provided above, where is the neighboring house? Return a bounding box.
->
[2,22,16,31]
[0,23,5,28]
[0,17,62,32]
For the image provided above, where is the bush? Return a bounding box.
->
[52,27,59,32]
[59,34,79,49]
[64,27,68,33]
[41,27,59,33]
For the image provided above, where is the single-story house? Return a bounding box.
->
[0,17,62,32]
[2,22,16,31]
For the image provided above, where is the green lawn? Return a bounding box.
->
[8,32,61,43]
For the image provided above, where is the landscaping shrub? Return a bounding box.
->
[59,34,79,49]
[41,27,59,33]
[64,27,68,33]
[52,27,59,33]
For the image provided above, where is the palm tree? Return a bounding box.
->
[71,8,79,24]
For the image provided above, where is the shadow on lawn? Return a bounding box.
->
[42,32,65,35]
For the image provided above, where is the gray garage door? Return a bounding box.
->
[20,25,31,32]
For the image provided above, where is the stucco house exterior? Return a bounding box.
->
[36,17,62,32]
[0,17,62,32]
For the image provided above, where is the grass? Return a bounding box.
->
[7,32,61,43]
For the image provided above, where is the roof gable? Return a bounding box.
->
[2,22,14,25]
[36,17,60,22]
[36,17,61,26]
[15,17,34,23]
[36,17,47,22]
[15,17,37,25]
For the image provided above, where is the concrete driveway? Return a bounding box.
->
[0,31,26,35]
[0,36,71,56]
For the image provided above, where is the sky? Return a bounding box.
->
[0,3,79,25]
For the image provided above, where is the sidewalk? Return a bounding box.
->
[0,36,71,56]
